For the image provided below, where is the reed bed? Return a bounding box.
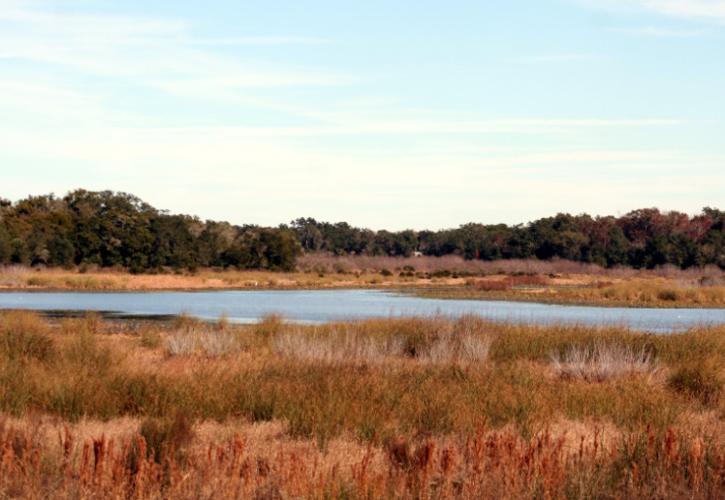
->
[0,417,723,499]
[425,277,725,307]
[0,311,724,498]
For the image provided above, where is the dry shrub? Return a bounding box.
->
[551,344,658,382]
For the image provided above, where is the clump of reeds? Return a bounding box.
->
[550,343,658,382]
[272,329,403,365]
[164,314,239,357]
[272,317,492,366]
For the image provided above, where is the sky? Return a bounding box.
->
[1,0,724,230]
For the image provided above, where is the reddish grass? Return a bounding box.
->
[0,418,722,499]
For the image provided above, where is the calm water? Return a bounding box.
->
[1,289,724,333]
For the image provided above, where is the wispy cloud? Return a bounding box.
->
[186,36,331,46]
[0,1,341,96]
[641,0,725,22]
[610,25,706,36]
[515,53,599,63]
[582,1,725,23]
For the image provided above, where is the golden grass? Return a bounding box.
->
[0,311,724,498]
[423,276,725,308]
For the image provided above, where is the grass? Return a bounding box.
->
[550,344,658,382]
[0,311,724,497]
[418,276,725,308]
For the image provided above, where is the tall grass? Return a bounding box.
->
[272,317,492,366]
[550,344,658,382]
[0,417,722,499]
[164,314,240,357]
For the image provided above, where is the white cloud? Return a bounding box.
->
[583,0,725,22]
[516,54,599,63]
[611,25,706,35]
[0,1,342,97]
[641,0,725,21]
[186,36,331,46]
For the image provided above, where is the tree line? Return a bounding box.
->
[0,189,722,271]
[291,208,724,269]
[0,190,300,271]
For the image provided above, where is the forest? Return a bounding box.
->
[0,189,723,271]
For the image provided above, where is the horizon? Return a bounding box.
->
[2,0,724,230]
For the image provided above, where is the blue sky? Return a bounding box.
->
[1,0,724,229]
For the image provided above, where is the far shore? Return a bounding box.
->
[1,262,723,309]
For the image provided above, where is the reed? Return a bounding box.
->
[0,417,722,499]
[550,344,659,382]
[0,310,724,498]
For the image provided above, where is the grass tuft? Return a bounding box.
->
[550,344,658,382]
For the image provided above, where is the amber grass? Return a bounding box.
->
[0,311,724,498]
[417,277,725,308]
[550,343,659,382]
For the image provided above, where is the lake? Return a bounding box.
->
[1,289,724,333]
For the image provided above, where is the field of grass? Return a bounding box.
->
[0,264,460,292]
[1,311,724,498]
[416,275,725,308]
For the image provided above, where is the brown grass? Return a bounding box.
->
[0,311,724,497]
[423,276,725,308]
[550,344,659,382]
[0,416,723,499]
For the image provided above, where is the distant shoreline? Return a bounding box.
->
[1,266,723,309]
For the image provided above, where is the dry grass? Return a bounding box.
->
[550,344,659,382]
[164,316,240,357]
[272,318,492,366]
[0,311,724,497]
[423,276,725,307]
[0,415,722,499]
